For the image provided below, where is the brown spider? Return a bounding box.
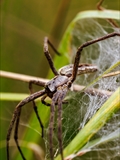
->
[6,32,120,160]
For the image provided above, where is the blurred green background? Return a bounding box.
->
[1,0,119,90]
[0,0,119,160]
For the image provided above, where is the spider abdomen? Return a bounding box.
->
[59,63,98,77]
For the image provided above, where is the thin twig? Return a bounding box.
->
[0,70,113,97]
[102,71,120,78]
[73,84,112,97]
[0,70,48,83]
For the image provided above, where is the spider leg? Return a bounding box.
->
[57,97,63,160]
[14,108,26,160]
[71,32,120,82]
[57,85,68,160]
[47,38,61,56]
[29,80,46,92]
[6,89,45,160]
[41,94,51,106]
[44,37,59,75]
[97,0,119,28]
[32,100,45,137]
[97,0,104,10]
[29,80,46,137]
[41,94,68,106]
[49,86,68,160]
[49,91,60,160]
[49,100,55,160]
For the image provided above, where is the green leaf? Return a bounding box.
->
[0,92,29,101]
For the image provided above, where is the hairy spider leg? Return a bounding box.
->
[41,94,51,106]
[14,107,26,159]
[49,98,56,160]
[97,0,119,28]
[97,0,104,10]
[47,38,61,56]
[49,89,61,160]
[29,80,46,90]
[29,80,47,137]
[41,94,68,107]
[57,85,68,160]
[71,32,120,82]
[6,89,46,160]
[44,37,59,76]
[57,97,63,160]
[49,85,68,160]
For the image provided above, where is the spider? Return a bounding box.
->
[6,32,120,160]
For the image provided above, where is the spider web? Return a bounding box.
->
[44,19,120,160]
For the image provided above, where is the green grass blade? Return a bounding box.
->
[0,92,29,101]
[82,128,120,150]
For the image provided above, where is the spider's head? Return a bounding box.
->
[45,80,56,93]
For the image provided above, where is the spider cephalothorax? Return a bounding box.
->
[46,75,69,93]
[6,32,120,160]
